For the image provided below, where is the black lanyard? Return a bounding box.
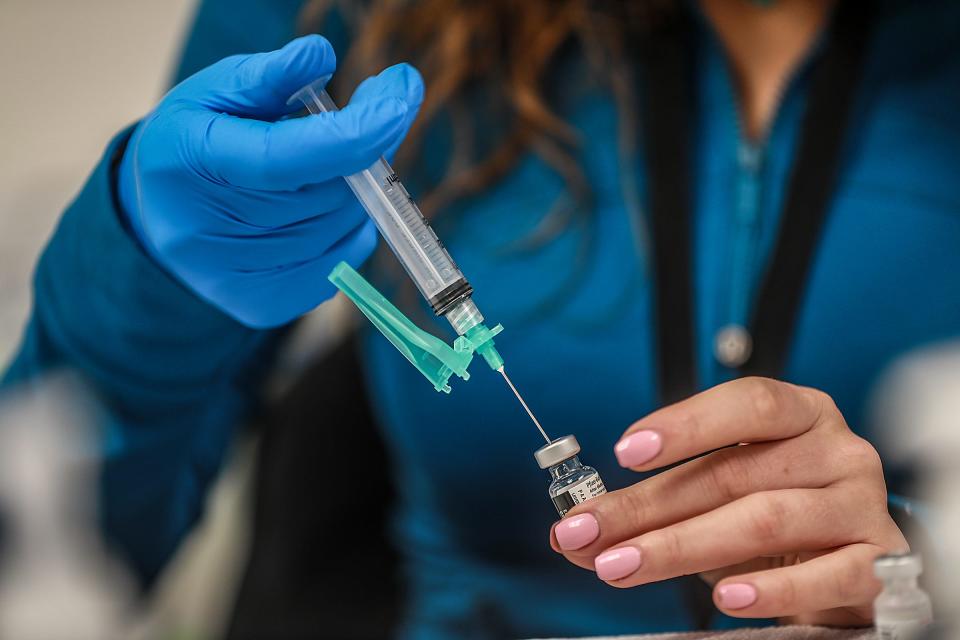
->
[637,3,874,405]
[634,3,874,628]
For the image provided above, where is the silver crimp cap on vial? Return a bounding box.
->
[534,435,581,469]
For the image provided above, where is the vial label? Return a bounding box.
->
[552,474,606,517]
[876,620,931,640]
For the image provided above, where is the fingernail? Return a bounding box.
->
[614,430,662,467]
[717,583,758,610]
[554,513,600,551]
[594,547,642,581]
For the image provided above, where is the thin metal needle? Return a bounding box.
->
[498,367,551,444]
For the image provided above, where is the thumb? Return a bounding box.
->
[176,34,337,119]
[350,63,425,161]
[348,62,424,114]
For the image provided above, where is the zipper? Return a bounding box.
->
[699,4,831,369]
[716,47,796,368]
[728,140,763,334]
[715,76,774,368]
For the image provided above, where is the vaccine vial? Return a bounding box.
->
[874,552,933,640]
[535,435,606,517]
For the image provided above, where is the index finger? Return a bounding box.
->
[614,377,826,471]
[203,63,424,191]
[204,92,408,191]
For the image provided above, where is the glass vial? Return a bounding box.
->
[874,552,933,640]
[534,435,606,518]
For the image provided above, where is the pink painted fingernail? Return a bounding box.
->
[594,547,642,581]
[554,513,600,551]
[717,583,758,610]
[614,430,662,467]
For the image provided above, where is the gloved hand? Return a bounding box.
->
[118,35,424,328]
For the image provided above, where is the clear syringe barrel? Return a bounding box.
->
[288,78,476,323]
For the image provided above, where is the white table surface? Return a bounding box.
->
[533,625,875,640]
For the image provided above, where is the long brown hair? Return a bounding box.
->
[299,1,669,220]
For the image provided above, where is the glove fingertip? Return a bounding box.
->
[279,34,337,77]
[325,96,410,174]
[350,62,425,112]
[377,63,425,110]
[263,35,338,102]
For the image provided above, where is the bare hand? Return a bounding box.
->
[551,377,908,626]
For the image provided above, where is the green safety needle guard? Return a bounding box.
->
[329,262,504,394]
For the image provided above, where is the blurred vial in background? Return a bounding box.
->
[0,375,135,639]
[874,552,933,640]
[871,341,960,639]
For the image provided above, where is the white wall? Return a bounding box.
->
[0,0,198,365]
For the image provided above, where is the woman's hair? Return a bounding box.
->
[299,1,670,219]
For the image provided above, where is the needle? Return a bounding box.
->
[498,367,551,444]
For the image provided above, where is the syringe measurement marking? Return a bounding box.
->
[383,186,454,271]
[358,169,447,284]
[385,183,457,276]
[498,367,551,444]
[304,85,461,287]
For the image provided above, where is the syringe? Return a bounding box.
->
[289,78,547,438]
[289,79,490,341]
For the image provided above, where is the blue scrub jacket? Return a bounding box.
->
[3,0,959,637]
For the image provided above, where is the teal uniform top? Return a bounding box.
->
[4,1,959,637]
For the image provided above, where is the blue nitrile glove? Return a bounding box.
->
[118,35,424,328]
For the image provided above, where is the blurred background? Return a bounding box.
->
[0,2,252,638]
[0,2,957,639]
[0,0,196,366]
